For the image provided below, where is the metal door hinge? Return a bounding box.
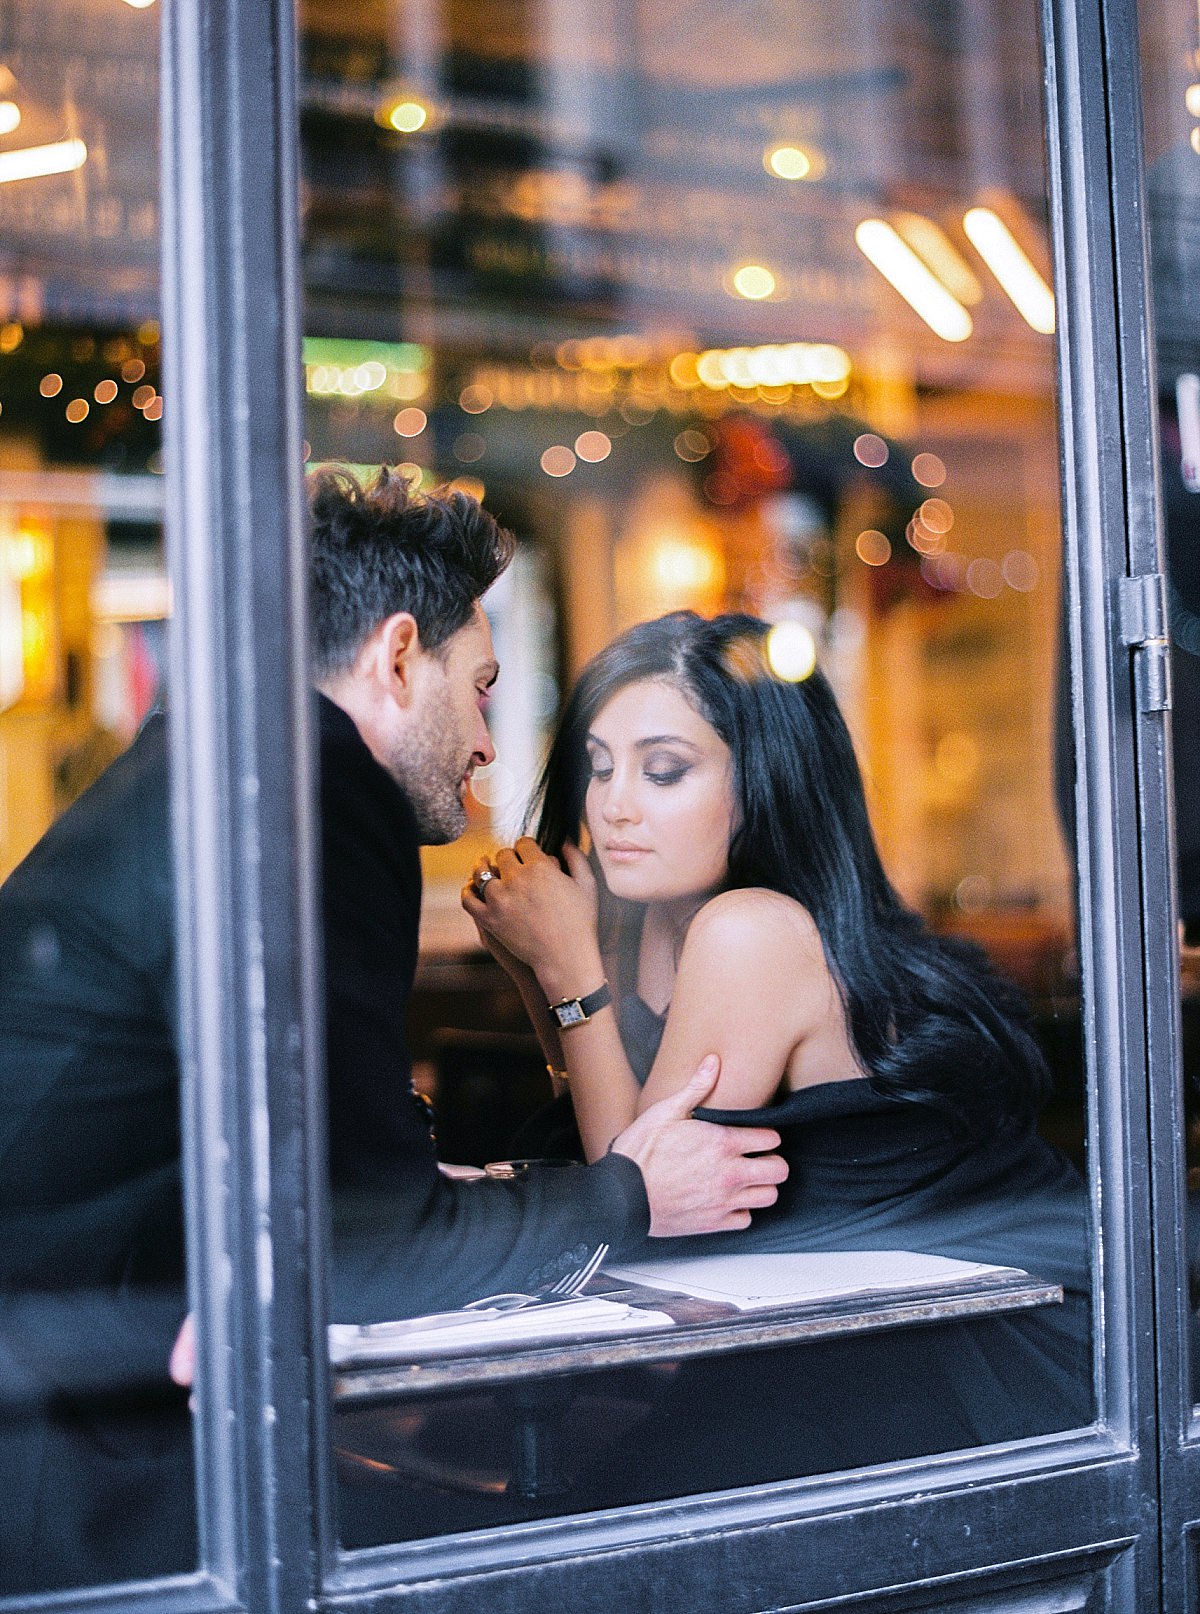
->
[1117,572,1172,712]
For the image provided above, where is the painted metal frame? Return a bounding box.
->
[1,0,1182,1600]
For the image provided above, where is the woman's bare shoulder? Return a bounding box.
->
[683,887,826,969]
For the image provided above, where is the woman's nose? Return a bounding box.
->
[600,778,639,824]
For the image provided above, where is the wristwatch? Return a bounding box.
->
[548,982,613,1030]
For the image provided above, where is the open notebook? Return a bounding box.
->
[602,1250,1027,1311]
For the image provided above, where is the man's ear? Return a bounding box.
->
[370,612,422,707]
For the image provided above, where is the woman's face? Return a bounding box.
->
[584,677,737,906]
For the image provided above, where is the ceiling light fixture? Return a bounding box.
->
[0,138,87,185]
[892,212,983,305]
[855,219,973,342]
[962,206,1055,333]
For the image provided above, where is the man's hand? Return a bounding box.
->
[611,1055,788,1236]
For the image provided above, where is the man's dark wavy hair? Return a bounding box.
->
[308,465,515,676]
[534,610,1051,1135]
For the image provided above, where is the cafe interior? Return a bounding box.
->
[3,0,1198,1566]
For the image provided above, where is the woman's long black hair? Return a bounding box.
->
[534,610,1051,1134]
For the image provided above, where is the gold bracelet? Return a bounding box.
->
[547,1063,569,1084]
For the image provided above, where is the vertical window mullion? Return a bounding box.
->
[160,0,332,1605]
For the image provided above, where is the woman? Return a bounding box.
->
[463,611,1091,1451]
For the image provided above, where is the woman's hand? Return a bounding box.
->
[461,837,601,993]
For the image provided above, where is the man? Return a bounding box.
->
[0,465,785,1592]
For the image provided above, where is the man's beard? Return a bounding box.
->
[382,721,469,845]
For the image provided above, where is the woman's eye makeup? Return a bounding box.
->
[643,751,691,785]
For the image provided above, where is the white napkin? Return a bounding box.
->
[602,1251,1024,1311]
[329,1297,674,1366]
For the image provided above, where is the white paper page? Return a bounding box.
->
[602,1251,1026,1311]
[329,1297,674,1365]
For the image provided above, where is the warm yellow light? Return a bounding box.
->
[448,476,485,501]
[811,376,848,399]
[693,342,851,391]
[668,352,701,389]
[65,398,89,423]
[379,98,429,133]
[892,212,983,305]
[962,207,1056,334]
[696,351,730,389]
[0,137,87,185]
[1191,127,1200,155]
[121,357,146,383]
[39,373,63,397]
[1186,83,1200,117]
[0,102,20,136]
[132,383,155,409]
[652,540,720,591]
[2,533,51,580]
[765,622,817,682]
[855,219,973,342]
[94,379,118,404]
[730,264,777,300]
[764,143,823,181]
[0,321,22,353]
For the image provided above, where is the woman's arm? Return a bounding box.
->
[464,852,836,1160]
[638,889,836,1114]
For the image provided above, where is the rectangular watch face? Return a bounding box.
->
[556,1001,587,1027]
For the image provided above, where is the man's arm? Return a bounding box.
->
[171,1054,788,1379]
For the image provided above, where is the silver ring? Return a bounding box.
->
[475,867,498,895]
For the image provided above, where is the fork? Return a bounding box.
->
[464,1241,610,1312]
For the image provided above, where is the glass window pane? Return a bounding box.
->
[0,1,195,1593]
[298,0,1095,1549]
[1138,0,1200,1407]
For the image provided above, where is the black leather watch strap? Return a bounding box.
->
[548,981,613,1029]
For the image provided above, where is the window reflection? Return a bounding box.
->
[299,0,1094,1544]
[0,2,192,1596]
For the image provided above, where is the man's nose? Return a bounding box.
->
[474,709,496,768]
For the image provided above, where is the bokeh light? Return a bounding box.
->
[855,530,892,566]
[765,621,817,682]
[853,433,889,468]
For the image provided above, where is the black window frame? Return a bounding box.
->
[7,0,1188,1602]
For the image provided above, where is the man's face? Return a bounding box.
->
[383,604,498,844]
